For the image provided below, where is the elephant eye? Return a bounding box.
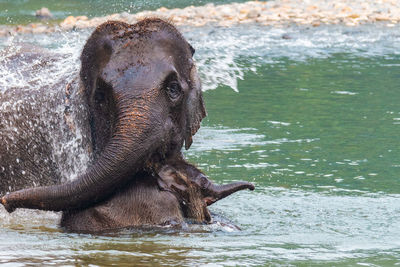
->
[189,44,195,56]
[166,81,182,100]
[199,175,210,189]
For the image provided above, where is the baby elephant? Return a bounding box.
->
[60,160,254,232]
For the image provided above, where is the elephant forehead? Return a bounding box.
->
[115,32,191,68]
[103,56,175,94]
[153,35,193,69]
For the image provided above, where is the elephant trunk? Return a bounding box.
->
[1,103,164,212]
[204,181,255,206]
[2,139,139,212]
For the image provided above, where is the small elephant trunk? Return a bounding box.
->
[205,181,255,206]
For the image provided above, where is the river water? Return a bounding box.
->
[1,14,400,267]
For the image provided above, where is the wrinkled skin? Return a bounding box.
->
[61,158,254,232]
[1,19,207,212]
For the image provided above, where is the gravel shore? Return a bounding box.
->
[1,0,400,36]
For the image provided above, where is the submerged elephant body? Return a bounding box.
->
[61,173,183,232]
[61,160,254,232]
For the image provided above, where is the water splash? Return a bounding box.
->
[2,23,400,94]
[183,24,400,91]
[0,35,90,191]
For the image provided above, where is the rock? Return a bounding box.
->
[119,12,130,19]
[247,9,260,19]
[312,21,321,27]
[35,7,53,20]
[157,7,168,12]
[3,0,400,36]
[76,16,88,21]
[74,20,90,29]
[60,16,77,30]
[15,26,23,32]
[375,15,390,21]
[63,16,77,25]
[341,6,352,13]
[348,14,360,19]
[32,25,48,33]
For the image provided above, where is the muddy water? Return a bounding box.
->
[1,24,400,265]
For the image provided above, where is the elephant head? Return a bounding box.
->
[157,161,255,223]
[60,160,255,232]
[1,19,206,212]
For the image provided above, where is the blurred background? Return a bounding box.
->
[0,0,246,24]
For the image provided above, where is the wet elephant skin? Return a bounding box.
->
[61,159,254,232]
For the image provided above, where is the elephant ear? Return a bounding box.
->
[80,21,129,103]
[157,165,190,195]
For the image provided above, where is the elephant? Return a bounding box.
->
[1,18,208,213]
[60,158,254,232]
[1,19,255,232]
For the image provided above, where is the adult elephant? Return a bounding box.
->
[1,18,206,212]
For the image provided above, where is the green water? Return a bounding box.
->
[0,0,248,24]
[197,55,400,194]
[1,20,400,266]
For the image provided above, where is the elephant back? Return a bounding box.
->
[0,46,92,195]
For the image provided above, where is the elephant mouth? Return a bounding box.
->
[185,135,193,150]
[185,122,201,150]
[184,108,204,150]
[203,197,215,206]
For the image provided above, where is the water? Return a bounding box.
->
[1,21,400,265]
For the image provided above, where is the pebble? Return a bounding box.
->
[2,0,400,37]
[35,7,53,20]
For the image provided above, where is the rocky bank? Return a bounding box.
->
[1,0,400,36]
